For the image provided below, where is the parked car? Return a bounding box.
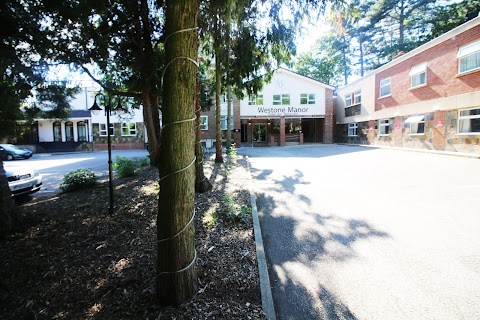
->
[0,144,33,160]
[5,166,42,197]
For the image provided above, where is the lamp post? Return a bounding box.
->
[89,93,125,215]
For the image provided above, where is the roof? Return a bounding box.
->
[276,68,336,90]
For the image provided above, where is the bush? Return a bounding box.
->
[60,169,97,192]
[113,156,136,178]
[113,156,149,178]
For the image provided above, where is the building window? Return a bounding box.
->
[220,116,234,130]
[379,119,390,135]
[99,123,114,136]
[458,107,480,133]
[353,90,361,105]
[65,122,74,142]
[220,93,228,103]
[380,78,391,97]
[348,123,358,137]
[410,63,427,88]
[458,40,480,74]
[273,94,290,105]
[248,94,263,105]
[77,121,87,141]
[405,115,425,135]
[200,115,208,130]
[53,121,62,142]
[300,94,315,104]
[121,123,137,136]
[345,94,352,107]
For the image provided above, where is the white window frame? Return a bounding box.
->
[345,93,352,107]
[220,115,234,131]
[273,94,290,105]
[121,122,137,136]
[378,119,390,136]
[200,115,208,130]
[458,107,480,134]
[410,62,427,88]
[458,40,480,74]
[380,78,391,97]
[405,115,426,135]
[300,93,315,105]
[248,94,263,105]
[99,123,114,137]
[220,93,228,103]
[353,90,361,105]
[348,123,358,137]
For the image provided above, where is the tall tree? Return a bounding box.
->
[40,0,163,166]
[429,0,480,39]
[0,1,76,238]
[157,0,198,305]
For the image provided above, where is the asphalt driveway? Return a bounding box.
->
[238,145,480,320]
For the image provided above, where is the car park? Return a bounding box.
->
[0,144,33,160]
[5,166,42,197]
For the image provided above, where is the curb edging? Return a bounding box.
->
[245,158,276,320]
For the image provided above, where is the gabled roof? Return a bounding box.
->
[275,68,336,90]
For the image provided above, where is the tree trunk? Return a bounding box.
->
[0,160,14,239]
[138,0,161,167]
[399,0,405,51]
[157,0,198,305]
[214,45,223,163]
[142,89,161,166]
[226,84,232,152]
[359,38,364,77]
[195,42,212,193]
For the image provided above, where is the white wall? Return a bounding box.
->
[240,69,332,118]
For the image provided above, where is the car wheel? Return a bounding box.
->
[6,154,14,161]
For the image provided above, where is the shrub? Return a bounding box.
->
[113,156,136,178]
[113,156,150,178]
[60,169,97,192]
[222,196,251,224]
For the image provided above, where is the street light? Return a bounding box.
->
[90,93,126,215]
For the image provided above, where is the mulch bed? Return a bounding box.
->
[0,154,266,320]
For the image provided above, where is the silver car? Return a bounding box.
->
[6,166,42,197]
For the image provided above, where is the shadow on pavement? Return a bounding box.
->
[250,153,390,319]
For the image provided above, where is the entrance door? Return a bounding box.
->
[253,124,267,142]
[241,123,248,142]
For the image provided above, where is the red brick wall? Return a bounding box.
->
[375,25,480,111]
[323,89,335,143]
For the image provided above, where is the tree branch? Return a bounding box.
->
[80,65,141,99]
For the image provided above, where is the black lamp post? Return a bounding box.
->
[89,93,125,215]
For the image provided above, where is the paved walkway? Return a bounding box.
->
[239,144,480,320]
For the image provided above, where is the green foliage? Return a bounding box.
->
[202,209,218,228]
[113,156,149,178]
[222,196,251,224]
[60,169,97,192]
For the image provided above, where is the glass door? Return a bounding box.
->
[253,124,266,142]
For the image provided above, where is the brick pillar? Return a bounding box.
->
[368,120,376,145]
[433,111,446,151]
[280,117,286,147]
[233,99,241,147]
[393,116,403,147]
[323,89,335,144]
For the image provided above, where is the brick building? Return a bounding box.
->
[200,68,336,149]
[335,16,480,154]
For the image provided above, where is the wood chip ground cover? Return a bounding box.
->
[0,154,266,319]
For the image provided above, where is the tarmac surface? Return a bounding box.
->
[238,144,480,320]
